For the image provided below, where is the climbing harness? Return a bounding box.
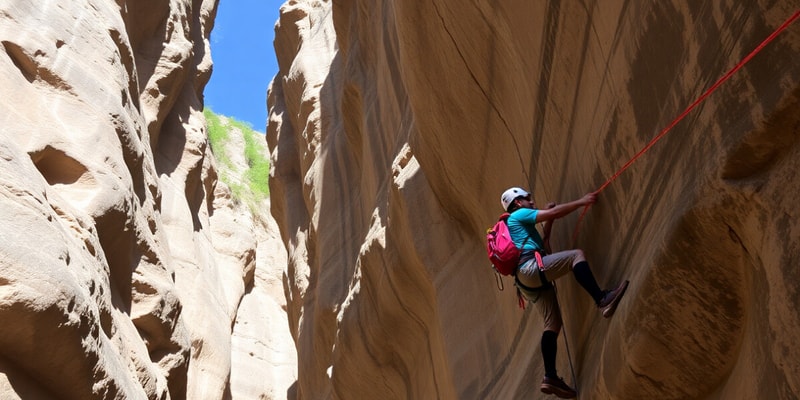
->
[514,251,552,309]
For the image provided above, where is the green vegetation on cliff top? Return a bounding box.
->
[204,108,270,208]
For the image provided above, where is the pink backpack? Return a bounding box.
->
[486,213,521,275]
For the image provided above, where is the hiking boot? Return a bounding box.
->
[598,280,629,318]
[540,376,577,399]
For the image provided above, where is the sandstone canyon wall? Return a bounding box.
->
[1,1,294,399]
[268,1,800,399]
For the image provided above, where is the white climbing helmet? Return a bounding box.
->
[500,187,530,211]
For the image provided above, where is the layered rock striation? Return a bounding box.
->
[268,1,800,399]
[1,1,293,399]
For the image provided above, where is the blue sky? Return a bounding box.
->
[204,0,282,132]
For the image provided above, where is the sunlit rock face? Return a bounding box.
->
[268,1,800,399]
[0,1,293,399]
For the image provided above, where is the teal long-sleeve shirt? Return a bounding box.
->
[507,208,546,252]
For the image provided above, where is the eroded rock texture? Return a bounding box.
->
[268,1,800,399]
[0,1,294,399]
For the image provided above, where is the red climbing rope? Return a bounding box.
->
[571,9,800,245]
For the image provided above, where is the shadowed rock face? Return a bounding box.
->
[268,1,800,399]
[0,1,294,399]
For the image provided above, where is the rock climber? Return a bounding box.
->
[500,187,629,399]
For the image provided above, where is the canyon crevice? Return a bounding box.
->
[1,1,294,399]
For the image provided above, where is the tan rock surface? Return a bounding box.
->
[208,116,298,400]
[268,1,800,399]
[1,2,294,399]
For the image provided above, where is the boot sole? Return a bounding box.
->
[541,384,577,399]
[601,280,629,318]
